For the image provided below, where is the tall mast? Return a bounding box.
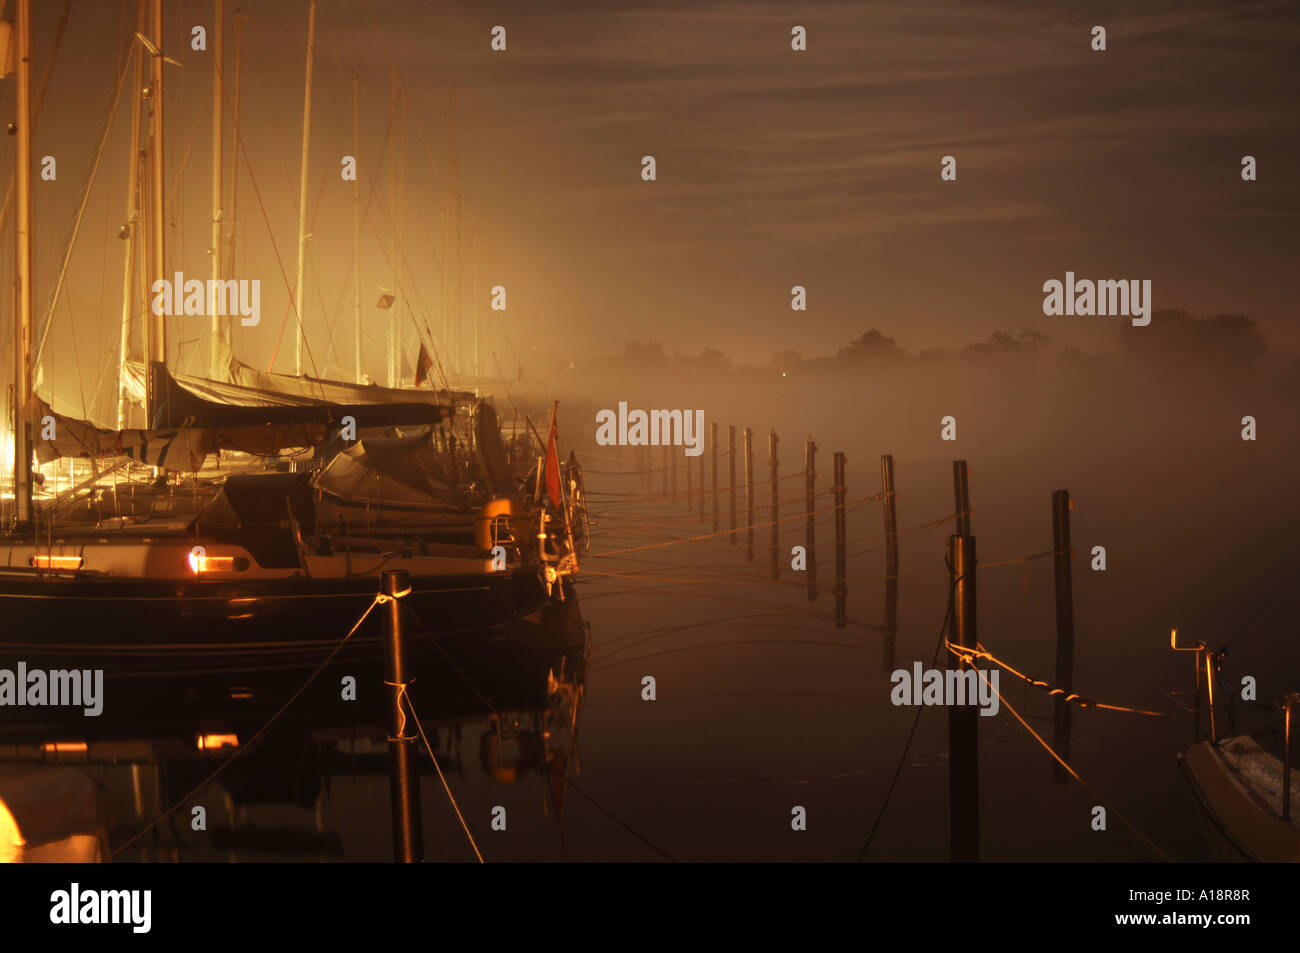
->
[398,88,407,386]
[13,0,35,522]
[208,0,225,379]
[225,9,245,283]
[117,0,147,430]
[146,0,167,426]
[352,68,362,384]
[292,0,316,377]
[448,83,461,374]
[386,68,396,388]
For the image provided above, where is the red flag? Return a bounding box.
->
[544,402,563,508]
[414,344,433,388]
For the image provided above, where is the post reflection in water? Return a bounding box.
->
[0,586,589,862]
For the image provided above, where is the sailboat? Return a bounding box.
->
[0,1,586,703]
[1171,630,1300,861]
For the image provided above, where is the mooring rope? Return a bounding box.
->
[110,593,385,858]
[403,696,485,863]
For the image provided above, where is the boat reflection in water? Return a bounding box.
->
[0,585,588,862]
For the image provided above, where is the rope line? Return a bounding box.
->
[405,694,486,863]
[110,594,384,857]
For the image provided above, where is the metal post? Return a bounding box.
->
[953,460,971,535]
[1051,489,1074,783]
[833,452,846,629]
[769,429,779,580]
[882,454,899,672]
[382,569,423,862]
[947,534,979,862]
[728,426,737,544]
[805,438,816,602]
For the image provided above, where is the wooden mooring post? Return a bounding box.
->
[744,427,754,561]
[698,433,705,520]
[805,438,817,602]
[727,426,737,543]
[833,452,846,628]
[946,535,979,862]
[661,444,669,498]
[671,443,678,502]
[769,429,779,580]
[382,569,423,862]
[1051,489,1075,784]
[882,454,899,672]
[711,422,719,533]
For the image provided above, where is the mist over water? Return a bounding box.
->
[556,332,1300,860]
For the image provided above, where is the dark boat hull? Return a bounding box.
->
[0,568,575,729]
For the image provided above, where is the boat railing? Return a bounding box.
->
[1285,693,1299,821]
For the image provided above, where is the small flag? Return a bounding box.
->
[544,401,563,508]
[414,344,433,387]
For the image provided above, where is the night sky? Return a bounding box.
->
[6,0,1298,420]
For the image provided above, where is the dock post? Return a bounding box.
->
[805,438,817,601]
[833,452,847,628]
[685,435,691,509]
[698,433,705,520]
[711,423,719,533]
[882,454,900,672]
[1051,489,1074,784]
[953,460,971,535]
[744,427,754,561]
[946,534,979,862]
[769,429,779,580]
[728,426,737,543]
[671,442,677,502]
[382,569,423,862]
[661,444,668,499]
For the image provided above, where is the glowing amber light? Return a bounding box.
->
[197,733,239,752]
[31,554,82,570]
[41,741,88,754]
[187,552,239,573]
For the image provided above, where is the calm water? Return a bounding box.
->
[3,368,1297,861]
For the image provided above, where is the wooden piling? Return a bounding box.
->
[805,438,817,602]
[661,443,668,498]
[833,452,846,629]
[953,460,971,535]
[382,569,423,862]
[882,454,899,672]
[946,534,979,862]
[685,433,692,508]
[698,433,705,519]
[1051,489,1074,784]
[728,425,737,543]
[744,427,754,561]
[671,442,678,502]
[769,429,779,580]
[711,422,719,532]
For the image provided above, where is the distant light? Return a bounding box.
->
[197,733,239,752]
[31,554,82,570]
[781,371,787,377]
